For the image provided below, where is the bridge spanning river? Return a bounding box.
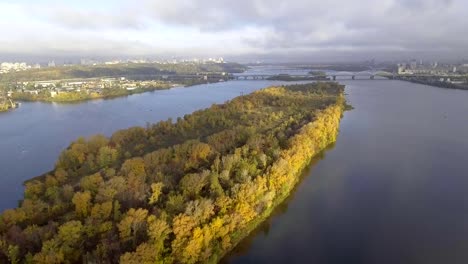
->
[232,71,468,81]
[232,74,382,80]
[151,71,467,83]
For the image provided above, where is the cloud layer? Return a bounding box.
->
[0,0,467,61]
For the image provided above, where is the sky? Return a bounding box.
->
[0,0,467,62]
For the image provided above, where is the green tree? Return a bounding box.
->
[97,146,119,168]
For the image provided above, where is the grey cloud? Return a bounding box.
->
[54,12,141,29]
[34,6,144,30]
[137,0,467,58]
[395,0,453,10]
[3,0,468,60]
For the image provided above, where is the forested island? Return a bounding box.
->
[0,83,346,263]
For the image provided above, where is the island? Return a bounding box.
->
[0,82,346,264]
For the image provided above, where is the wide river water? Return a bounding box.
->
[1,67,468,263]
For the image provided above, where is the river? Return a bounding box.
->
[224,78,468,264]
[1,67,468,263]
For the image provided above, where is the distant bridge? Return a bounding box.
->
[233,74,382,81]
[232,71,468,81]
[232,71,392,81]
[148,72,468,83]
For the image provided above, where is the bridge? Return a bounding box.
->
[231,71,468,82]
[232,71,392,81]
[233,74,381,81]
[146,72,468,83]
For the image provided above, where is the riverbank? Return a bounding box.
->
[209,102,344,263]
[0,103,10,112]
[8,78,232,105]
[0,82,345,263]
[11,84,174,103]
[396,77,468,90]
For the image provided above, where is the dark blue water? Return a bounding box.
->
[225,80,468,264]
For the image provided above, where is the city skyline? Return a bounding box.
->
[1,0,467,62]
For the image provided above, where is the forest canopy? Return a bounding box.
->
[0,82,345,263]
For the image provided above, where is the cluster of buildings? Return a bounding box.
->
[80,57,226,66]
[167,57,226,64]
[0,60,60,74]
[0,62,41,74]
[397,60,468,75]
[0,57,228,74]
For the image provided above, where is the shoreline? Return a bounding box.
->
[8,79,229,106]
[0,100,19,113]
[395,77,468,91]
[210,101,345,263]
[11,85,174,104]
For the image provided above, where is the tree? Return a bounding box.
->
[33,221,83,263]
[147,215,171,246]
[54,169,69,184]
[56,139,88,172]
[148,182,164,205]
[90,202,113,222]
[185,199,214,225]
[24,180,44,200]
[72,191,92,218]
[80,173,104,194]
[117,208,148,247]
[87,134,109,153]
[179,171,209,199]
[97,146,119,168]
[209,173,224,198]
[165,194,185,216]
[121,158,146,178]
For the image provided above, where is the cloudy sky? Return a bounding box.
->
[0,0,467,61]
